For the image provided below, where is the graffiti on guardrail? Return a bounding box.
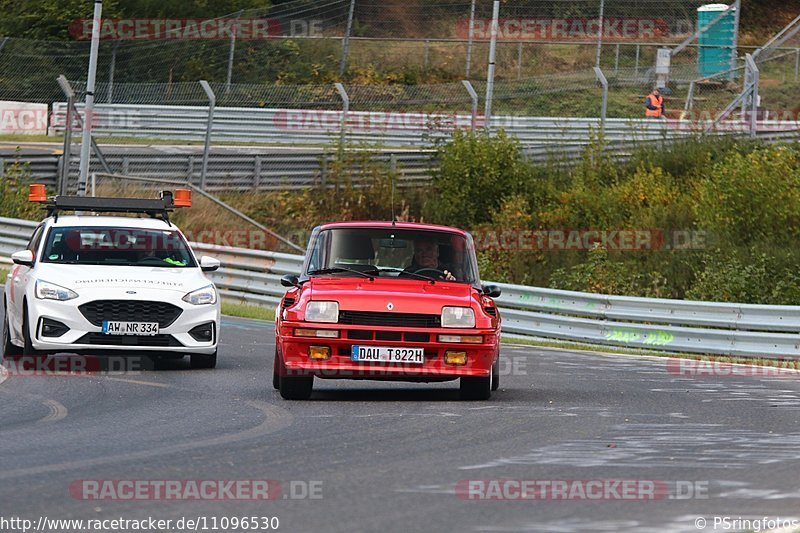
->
[605,329,674,346]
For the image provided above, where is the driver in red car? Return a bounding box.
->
[404,237,457,281]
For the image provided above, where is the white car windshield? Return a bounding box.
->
[41,226,196,268]
[304,228,478,283]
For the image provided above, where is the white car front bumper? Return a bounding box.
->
[26,286,219,355]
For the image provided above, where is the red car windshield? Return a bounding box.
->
[304,227,478,284]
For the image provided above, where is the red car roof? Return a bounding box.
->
[318,221,468,236]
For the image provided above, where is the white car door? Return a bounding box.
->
[8,224,44,337]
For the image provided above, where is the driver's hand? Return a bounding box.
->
[443,269,456,281]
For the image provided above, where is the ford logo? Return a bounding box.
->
[126,290,136,294]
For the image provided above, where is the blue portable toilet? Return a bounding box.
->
[697,3,736,77]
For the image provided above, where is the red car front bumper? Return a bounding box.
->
[277,321,499,380]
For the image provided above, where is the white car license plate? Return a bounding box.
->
[102,321,159,336]
[351,345,424,364]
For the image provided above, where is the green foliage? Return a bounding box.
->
[694,145,800,247]
[549,244,669,297]
[686,248,800,305]
[425,130,532,228]
[0,154,42,221]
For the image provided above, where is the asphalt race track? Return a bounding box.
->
[2,311,800,532]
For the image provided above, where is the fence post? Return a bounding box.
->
[339,0,356,76]
[517,42,523,79]
[253,155,262,190]
[57,76,75,196]
[465,0,476,79]
[0,37,8,54]
[634,44,640,77]
[747,54,759,138]
[684,80,695,112]
[595,0,605,68]
[334,82,349,144]
[593,66,608,133]
[614,43,620,73]
[423,39,430,69]
[107,40,120,103]
[730,0,741,80]
[462,80,478,131]
[199,80,216,190]
[484,0,500,135]
[795,48,799,82]
[226,10,243,94]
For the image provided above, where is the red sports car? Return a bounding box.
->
[273,221,502,400]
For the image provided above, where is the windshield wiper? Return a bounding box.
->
[308,267,375,280]
[373,267,436,283]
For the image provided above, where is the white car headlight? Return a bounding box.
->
[441,306,475,328]
[305,301,339,323]
[35,280,78,301]
[182,284,217,305]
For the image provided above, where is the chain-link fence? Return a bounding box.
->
[0,0,778,100]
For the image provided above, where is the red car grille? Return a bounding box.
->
[338,311,441,328]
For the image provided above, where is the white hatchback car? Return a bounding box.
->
[2,188,221,369]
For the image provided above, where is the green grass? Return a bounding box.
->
[0,267,8,284]
[221,302,276,322]
[503,335,800,369]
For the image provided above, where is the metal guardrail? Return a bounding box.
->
[50,103,695,147]
[0,151,437,191]
[1,216,798,359]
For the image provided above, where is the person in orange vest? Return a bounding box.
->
[645,88,665,118]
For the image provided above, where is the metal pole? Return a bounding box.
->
[684,80,695,112]
[747,54,759,138]
[614,43,620,73]
[517,42,523,80]
[593,67,608,133]
[484,0,500,133]
[335,83,349,144]
[107,40,119,103]
[465,0,476,79]
[57,75,75,196]
[78,0,103,197]
[795,48,799,82]
[199,80,215,190]
[729,0,740,80]
[634,44,640,77]
[424,39,430,70]
[462,80,478,131]
[595,0,605,68]
[339,0,356,77]
[226,10,243,94]
[0,37,8,54]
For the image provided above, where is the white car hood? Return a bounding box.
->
[34,264,210,294]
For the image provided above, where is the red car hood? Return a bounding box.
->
[308,278,477,315]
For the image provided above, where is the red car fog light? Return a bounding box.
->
[438,334,483,344]
[308,346,331,360]
[295,328,339,338]
[444,351,468,365]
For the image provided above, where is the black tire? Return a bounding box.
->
[190,350,217,369]
[460,368,492,401]
[2,307,23,360]
[279,375,313,400]
[272,349,280,390]
[22,306,44,357]
[491,356,500,391]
